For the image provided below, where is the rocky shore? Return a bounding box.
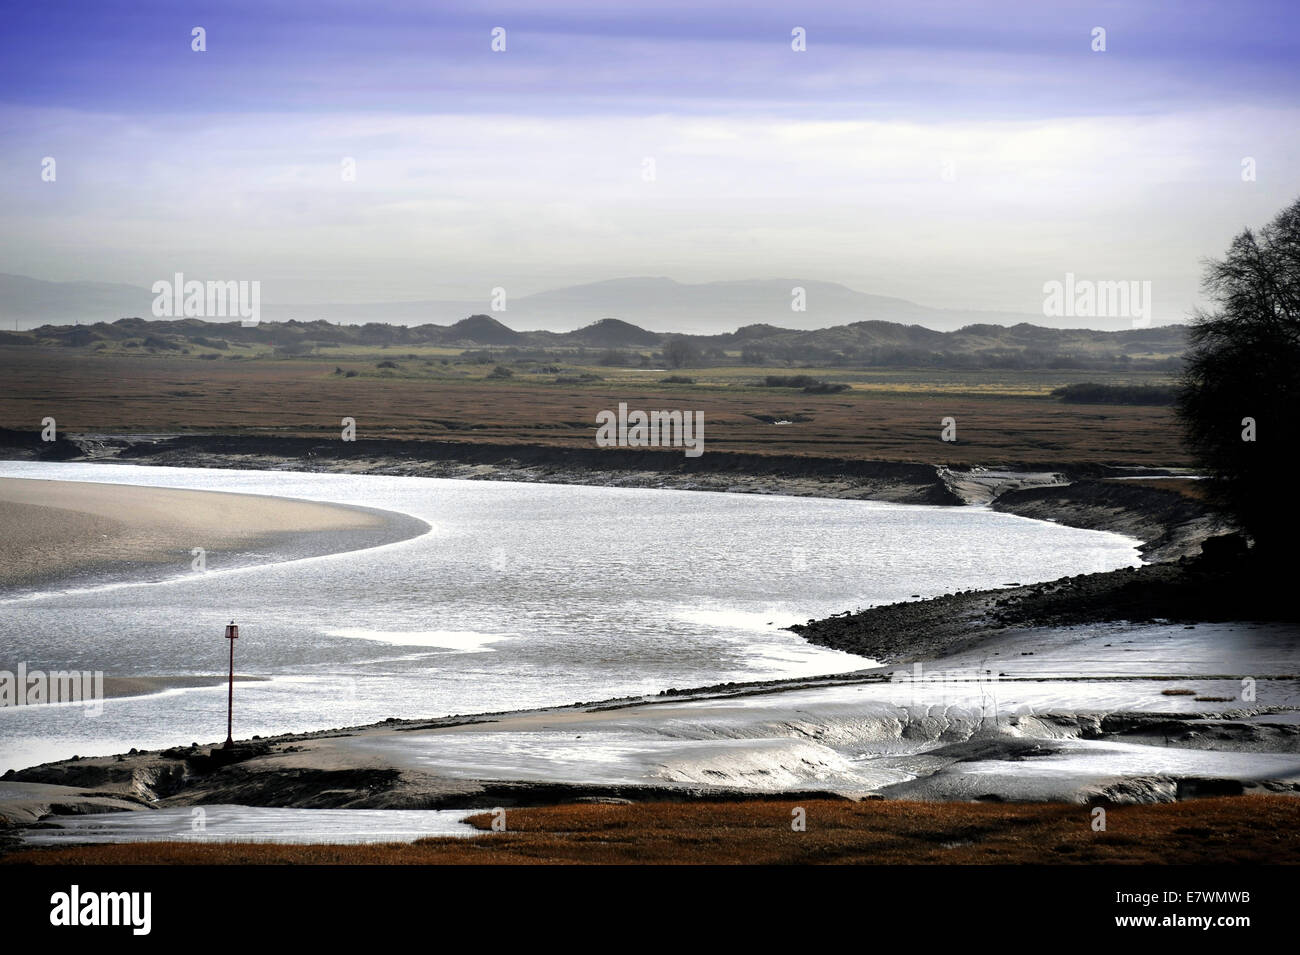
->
[787,544,1282,665]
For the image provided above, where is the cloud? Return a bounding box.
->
[1,1,1298,323]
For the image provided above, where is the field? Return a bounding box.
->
[6,796,1296,865]
[0,346,1189,467]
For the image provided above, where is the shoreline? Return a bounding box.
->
[4,432,1282,848]
[785,552,1284,666]
[3,429,1220,558]
[5,617,1297,826]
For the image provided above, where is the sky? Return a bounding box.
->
[2,0,1299,325]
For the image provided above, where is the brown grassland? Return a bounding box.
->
[7,797,1297,865]
[0,347,1188,467]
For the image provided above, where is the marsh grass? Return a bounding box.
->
[7,796,1296,865]
[0,347,1189,467]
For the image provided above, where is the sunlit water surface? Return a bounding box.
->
[0,461,1141,770]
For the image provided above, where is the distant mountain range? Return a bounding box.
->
[0,273,1166,333]
[0,274,157,330]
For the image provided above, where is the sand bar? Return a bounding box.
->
[0,477,427,590]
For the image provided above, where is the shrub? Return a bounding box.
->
[802,382,851,394]
[555,373,604,384]
[762,375,820,388]
[1052,383,1177,405]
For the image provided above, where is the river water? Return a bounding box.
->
[0,461,1141,771]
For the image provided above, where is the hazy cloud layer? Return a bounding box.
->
[2,1,1298,325]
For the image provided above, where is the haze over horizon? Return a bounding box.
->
[0,271,1190,334]
[3,0,1299,331]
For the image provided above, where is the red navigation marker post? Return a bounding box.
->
[224,621,239,748]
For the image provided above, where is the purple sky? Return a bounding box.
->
[3,0,1299,324]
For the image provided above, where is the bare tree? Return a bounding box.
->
[1177,197,1300,555]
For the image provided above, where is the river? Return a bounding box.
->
[0,461,1141,771]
